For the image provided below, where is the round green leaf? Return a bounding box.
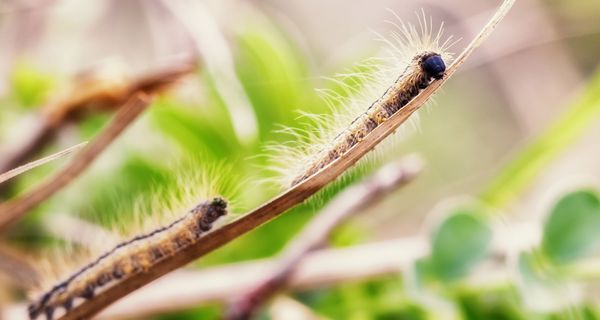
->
[431,210,492,282]
[542,189,600,264]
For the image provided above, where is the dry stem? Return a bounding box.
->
[48,1,515,318]
[4,219,538,319]
[5,238,421,319]
[99,238,427,319]
[226,156,422,319]
[0,93,152,231]
[0,142,87,185]
[0,64,193,179]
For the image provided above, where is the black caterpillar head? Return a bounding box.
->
[191,197,228,221]
[419,52,446,80]
[210,197,228,210]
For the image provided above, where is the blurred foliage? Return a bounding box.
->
[542,190,600,265]
[481,66,600,208]
[429,210,492,282]
[456,288,526,320]
[9,61,55,108]
[3,5,600,320]
[296,277,428,320]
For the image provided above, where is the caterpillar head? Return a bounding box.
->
[210,197,228,210]
[419,52,446,80]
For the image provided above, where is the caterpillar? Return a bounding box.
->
[272,13,454,188]
[28,197,228,320]
[291,52,446,186]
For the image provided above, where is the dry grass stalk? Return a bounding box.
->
[226,156,422,319]
[0,64,194,177]
[0,93,152,231]
[0,142,87,185]
[20,1,514,318]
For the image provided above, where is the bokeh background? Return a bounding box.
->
[1,0,600,319]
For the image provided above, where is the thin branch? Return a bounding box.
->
[3,238,426,320]
[0,120,55,187]
[5,220,539,319]
[0,93,153,231]
[42,63,195,125]
[54,2,515,318]
[226,156,423,320]
[101,238,429,320]
[0,142,87,185]
[0,64,194,177]
[94,220,535,319]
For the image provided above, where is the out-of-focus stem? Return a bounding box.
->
[0,93,152,231]
[226,156,422,320]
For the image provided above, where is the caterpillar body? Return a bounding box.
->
[28,197,228,320]
[267,12,455,188]
[290,51,446,186]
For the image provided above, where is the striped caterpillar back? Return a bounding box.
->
[28,197,228,320]
[290,52,446,186]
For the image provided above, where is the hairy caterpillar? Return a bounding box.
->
[272,13,454,187]
[28,197,228,320]
[291,52,445,185]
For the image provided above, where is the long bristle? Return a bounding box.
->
[30,162,236,319]
[267,12,455,188]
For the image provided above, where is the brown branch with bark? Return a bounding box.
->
[0,93,152,231]
[0,64,194,181]
[46,1,515,319]
[4,217,538,320]
[94,220,531,319]
[3,237,426,320]
[226,156,423,320]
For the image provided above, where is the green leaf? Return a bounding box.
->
[150,98,239,160]
[430,210,492,282]
[234,18,315,139]
[542,189,600,264]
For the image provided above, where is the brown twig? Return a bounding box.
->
[226,156,423,320]
[42,63,194,126]
[91,219,534,319]
[50,2,514,318]
[5,216,538,320]
[0,93,153,231]
[5,219,538,319]
[0,64,194,178]
[3,237,427,320]
[0,142,87,185]
[12,219,528,320]
[97,238,427,320]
